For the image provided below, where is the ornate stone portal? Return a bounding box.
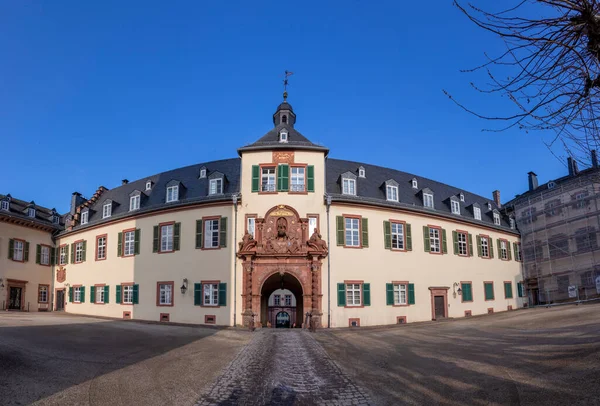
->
[238,205,328,328]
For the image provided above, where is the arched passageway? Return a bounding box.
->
[261,272,303,327]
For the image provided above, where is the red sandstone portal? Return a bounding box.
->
[238,205,328,328]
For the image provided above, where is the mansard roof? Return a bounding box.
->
[237,124,328,155]
[0,194,65,231]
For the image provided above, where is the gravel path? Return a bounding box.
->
[196,329,372,406]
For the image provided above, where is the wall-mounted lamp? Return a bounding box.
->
[452,282,462,298]
[180,278,188,294]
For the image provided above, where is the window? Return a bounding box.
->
[13,240,24,261]
[391,222,405,250]
[102,202,112,218]
[345,217,360,247]
[545,200,560,216]
[274,295,281,306]
[474,207,482,220]
[342,178,356,195]
[515,243,522,262]
[346,283,362,306]
[451,200,460,215]
[74,287,82,303]
[393,284,407,305]
[279,130,288,143]
[59,245,68,265]
[581,271,594,287]
[28,208,35,217]
[1,200,8,211]
[460,193,465,202]
[500,240,508,260]
[548,181,556,189]
[484,282,494,301]
[81,211,89,225]
[308,216,318,235]
[199,168,207,178]
[290,167,305,192]
[166,185,179,202]
[204,219,220,248]
[575,227,598,252]
[74,241,84,263]
[209,178,223,195]
[285,295,292,306]
[386,185,398,202]
[161,224,174,252]
[493,212,501,225]
[38,285,48,303]
[429,227,441,253]
[261,167,276,192]
[487,202,492,211]
[481,236,489,258]
[575,192,588,209]
[423,193,434,209]
[358,167,365,178]
[461,282,473,302]
[146,180,152,190]
[412,179,418,189]
[510,218,515,229]
[124,230,135,256]
[96,235,107,260]
[203,283,219,306]
[247,216,256,238]
[158,283,173,306]
[96,286,105,304]
[504,282,513,299]
[40,245,50,265]
[123,285,134,304]
[457,232,468,256]
[557,275,570,293]
[130,195,140,211]
[52,215,59,224]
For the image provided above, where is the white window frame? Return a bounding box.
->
[285,295,292,306]
[102,203,112,219]
[75,241,84,263]
[481,236,489,258]
[412,179,418,189]
[424,193,434,209]
[247,217,256,238]
[474,207,482,220]
[199,169,207,179]
[279,130,288,143]
[39,286,48,303]
[74,287,82,303]
[346,283,362,306]
[510,218,515,229]
[204,219,220,248]
[576,192,588,208]
[96,286,105,304]
[209,178,223,195]
[451,200,460,215]
[358,168,365,178]
[124,231,135,256]
[274,295,281,306]
[1,200,8,211]
[130,195,140,211]
[160,224,174,252]
[394,284,407,305]
[40,245,50,265]
[80,211,89,225]
[342,178,356,195]
[460,193,465,202]
[429,228,441,253]
[97,236,106,260]
[13,240,24,261]
[123,285,133,304]
[386,185,398,202]
[308,216,318,235]
[159,283,172,305]
[500,240,508,260]
[515,243,522,261]
[493,212,501,226]
[203,283,219,306]
[458,232,468,256]
[146,180,152,190]
[28,208,35,217]
[344,217,360,247]
[391,222,405,250]
[166,185,179,203]
[290,166,306,192]
[59,245,68,265]
[261,167,276,192]
[487,202,492,211]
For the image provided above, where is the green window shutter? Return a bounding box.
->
[507,242,512,260]
[117,232,123,257]
[134,229,141,255]
[408,283,415,305]
[90,286,95,303]
[476,235,482,257]
[452,231,458,255]
[337,283,346,306]
[23,242,30,262]
[383,221,391,249]
[220,217,227,248]
[277,164,289,192]
[104,286,109,303]
[218,283,227,306]
[336,216,344,246]
[80,286,86,303]
[361,218,369,247]
[504,282,513,299]
[406,223,412,251]
[50,247,57,265]
[468,233,474,257]
[70,243,75,263]
[489,238,494,258]
[153,225,159,253]
[194,283,202,305]
[36,244,41,264]
[461,283,472,301]
[485,283,494,300]
[116,285,122,304]
[307,165,315,192]
[132,284,139,304]
[251,165,260,192]
[196,220,204,249]
[517,282,524,298]
[174,222,181,251]
[442,229,447,254]
[497,239,501,258]
[513,243,519,261]
[386,283,394,305]
[69,287,73,303]
[363,283,370,306]
[8,239,14,259]
[82,240,87,262]
[65,244,69,264]
[423,226,430,252]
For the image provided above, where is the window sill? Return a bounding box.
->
[95,257,107,261]
[289,191,308,195]
[39,263,51,267]
[200,247,221,251]
[392,304,410,307]
[343,245,363,249]
[258,191,278,195]
[94,302,106,305]
[120,302,134,306]
[344,305,365,308]
[157,303,174,307]
[199,305,221,308]
[10,258,25,263]
[158,250,176,254]
[461,300,474,303]
[391,248,407,252]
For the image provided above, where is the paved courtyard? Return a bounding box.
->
[1,304,599,405]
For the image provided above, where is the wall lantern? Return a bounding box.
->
[180,278,188,295]
[453,282,462,298]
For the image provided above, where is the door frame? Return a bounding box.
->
[6,279,27,311]
[428,286,449,320]
[55,288,65,311]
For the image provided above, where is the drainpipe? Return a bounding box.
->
[233,194,239,327]
[326,194,332,328]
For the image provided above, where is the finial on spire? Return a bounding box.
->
[283,70,293,101]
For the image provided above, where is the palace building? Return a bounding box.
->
[0,94,524,327]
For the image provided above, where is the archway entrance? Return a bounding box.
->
[261,272,303,328]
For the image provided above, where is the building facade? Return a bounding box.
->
[506,154,600,305]
[1,96,524,327]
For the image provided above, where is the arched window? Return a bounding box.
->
[282,115,287,124]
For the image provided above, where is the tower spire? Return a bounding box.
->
[283,70,293,102]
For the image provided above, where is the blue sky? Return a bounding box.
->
[0,1,573,213]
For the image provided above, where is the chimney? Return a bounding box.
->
[492,190,501,208]
[592,150,598,169]
[70,192,85,215]
[122,179,129,185]
[528,172,538,192]
[567,157,579,176]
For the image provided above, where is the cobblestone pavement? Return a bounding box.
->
[196,329,372,406]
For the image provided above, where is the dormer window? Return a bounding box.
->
[199,168,207,179]
[451,200,460,215]
[209,178,223,195]
[1,200,8,211]
[474,206,482,220]
[412,179,418,189]
[81,210,89,225]
[28,208,35,218]
[130,195,140,211]
[279,130,288,143]
[166,185,179,203]
[548,181,556,189]
[459,193,465,202]
[102,202,112,218]
[487,202,492,211]
[386,185,398,202]
[342,178,356,195]
[510,218,516,229]
[358,167,366,178]
[493,212,501,226]
[53,215,59,224]
[145,180,152,191]
[423,192,434,209]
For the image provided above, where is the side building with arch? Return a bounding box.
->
[33,96,523,327]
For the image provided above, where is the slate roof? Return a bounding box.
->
[0,194,64,231]
[325,158,513,230]
[237,124,329,155]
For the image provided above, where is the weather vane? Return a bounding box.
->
[283,70,294,101]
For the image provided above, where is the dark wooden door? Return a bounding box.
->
[9,287,22,310]
[434,296,445,319]
[56,290,65,311]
